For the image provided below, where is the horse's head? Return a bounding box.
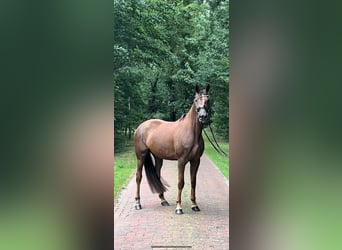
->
[194,84,210,124]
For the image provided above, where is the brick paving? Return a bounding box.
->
[114,154,229,250]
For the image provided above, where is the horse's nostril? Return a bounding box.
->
[199,114,207,121]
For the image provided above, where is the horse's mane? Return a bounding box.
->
[178,113,186,121]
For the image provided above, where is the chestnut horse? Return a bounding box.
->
[134,84,210,214]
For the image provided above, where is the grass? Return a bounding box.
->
[203,136,229,179]
[114,149,136,200]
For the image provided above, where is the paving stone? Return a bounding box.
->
[114,154,229,249]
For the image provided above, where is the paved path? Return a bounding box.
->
[114,154,229,250]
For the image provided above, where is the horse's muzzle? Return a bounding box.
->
[199,115,208,124]
[197,106,208,124]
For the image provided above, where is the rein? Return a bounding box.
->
[203,124,228,157]
[193,92,227,156]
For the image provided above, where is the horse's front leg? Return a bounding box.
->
[175,160,186,214]
[190,159,200,211]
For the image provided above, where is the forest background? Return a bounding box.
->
[114,0,229,152]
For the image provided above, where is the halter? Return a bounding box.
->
[194,94,209,102]
[194,94,209,114]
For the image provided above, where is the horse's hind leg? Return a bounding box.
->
[155,157,169,206]
[135,154,145,210]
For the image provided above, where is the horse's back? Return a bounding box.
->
[135,119,176,135]
[134,119,179,159]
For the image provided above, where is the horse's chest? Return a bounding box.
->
[189,143,204,158]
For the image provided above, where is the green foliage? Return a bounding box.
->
[114,150,136,199]
[114,0,229,151]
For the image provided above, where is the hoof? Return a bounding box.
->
[135,204,142,210]
[191,206,200,212]
[161,200,170,206]
[175,208,184,215]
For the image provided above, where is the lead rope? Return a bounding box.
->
[203,124,228,157]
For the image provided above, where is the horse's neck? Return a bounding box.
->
[185,104,202,137]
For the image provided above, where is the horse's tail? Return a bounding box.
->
[144,151,168,194]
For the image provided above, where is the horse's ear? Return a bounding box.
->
[195,85,200,93]
[206,84,210,93]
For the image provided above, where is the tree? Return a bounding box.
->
[114,0,229,151]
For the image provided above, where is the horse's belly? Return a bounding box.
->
[151,150,178,160]
[147,140,177,160]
